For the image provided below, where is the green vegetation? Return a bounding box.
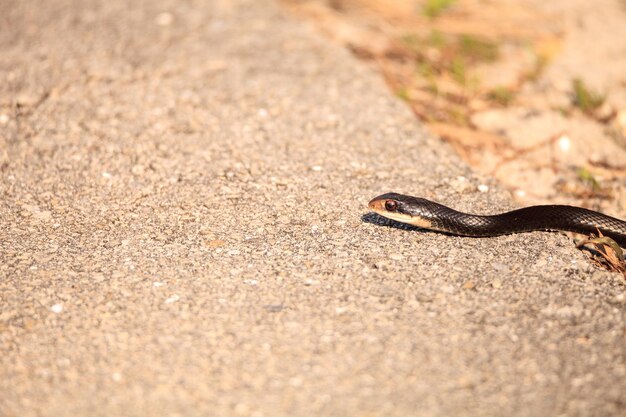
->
[572,78,605,114]
[396,87,411,102]
[450,58,467,85]
[526,54,548,82]
[458,35,499,62]
[488,87,515,106]
[401,31,445,52]
[447,108,469,125]
[399,30,500,93]
[417,62,439,94]
[576,166,601,191]
[428,30,446,48]
[400,34,420,52]
[417,61,436,78]
[423,0,457,19]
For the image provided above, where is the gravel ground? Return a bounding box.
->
[1,1,624,416]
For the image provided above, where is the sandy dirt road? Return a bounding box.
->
[1,1,624,416]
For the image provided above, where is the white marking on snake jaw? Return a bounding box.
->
[407,217,433,229]
[371,208,433,229]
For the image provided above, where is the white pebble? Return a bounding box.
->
[289,377,303,387]
[51,303,63,314]
[0,114,9,125]
[164,294,180,304]
[311,165,323,172]
[557,134,571,152]
[477,184,489,192]
[156,12,173,26]
[153,281,165,287]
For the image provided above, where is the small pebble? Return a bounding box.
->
[156,12,173,26]
[131,165,145,175]
[462,281,476,290]
[374,260,388,269]
[289,377,303,387]
[263,304,283,313]
[441,285,455,294]
[450,176,473,193]
[376,171,390,180]
[207,239,225,248]
[557,134,571,152]
[164,294,180,304]
[51,303,63,314]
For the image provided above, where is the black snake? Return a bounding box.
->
[369,192,626,246]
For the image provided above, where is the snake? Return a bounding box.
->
[368,192,626,246]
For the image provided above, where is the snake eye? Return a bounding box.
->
[384,200,398,211]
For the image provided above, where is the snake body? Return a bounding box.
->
[368,192,626,246]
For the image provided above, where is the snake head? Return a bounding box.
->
[368,192,434,229]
